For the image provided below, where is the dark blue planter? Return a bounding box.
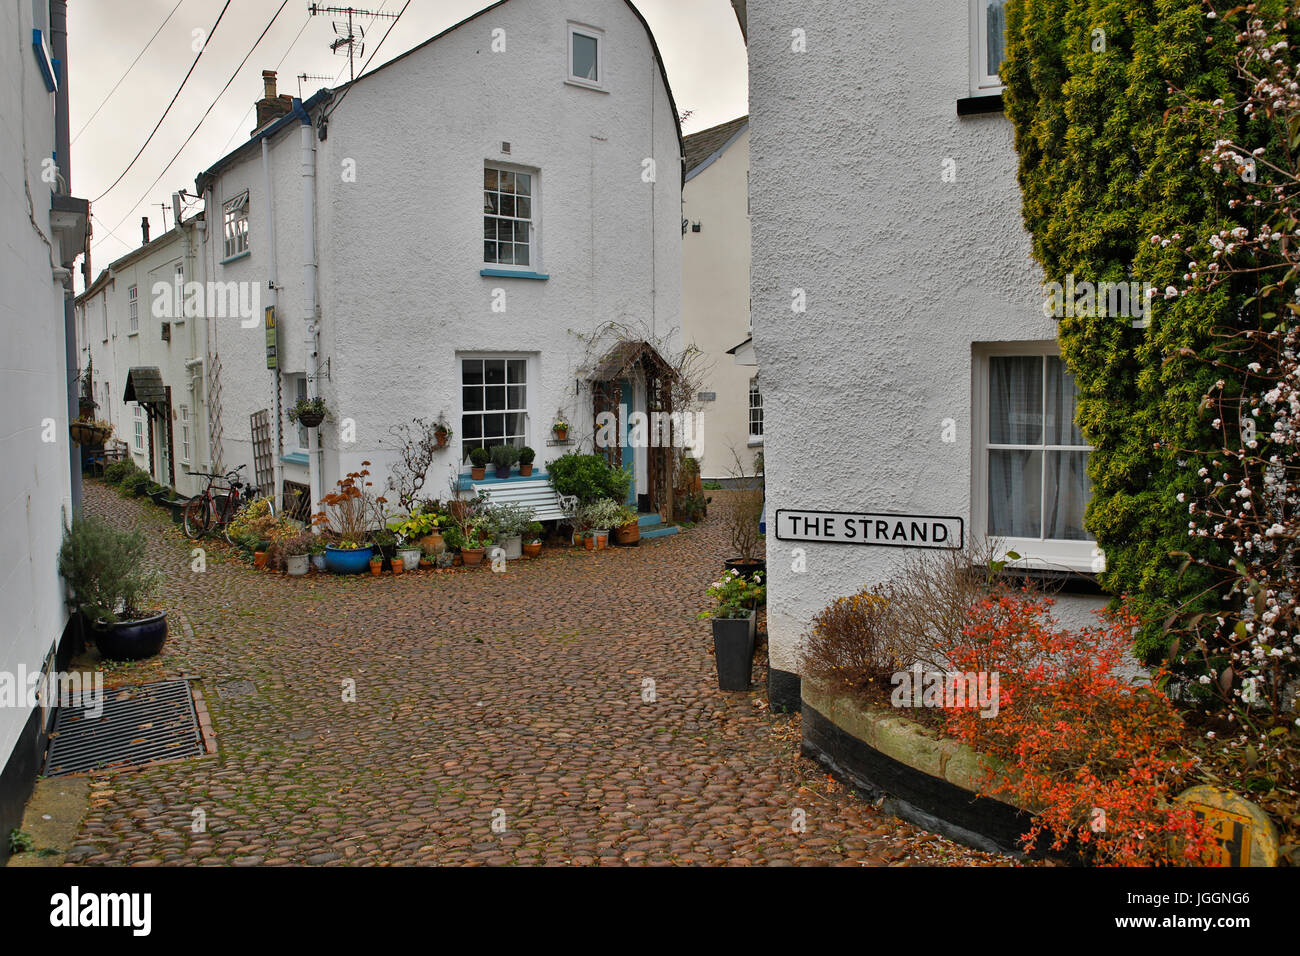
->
[324,545,374,574]
[92,612,168,661]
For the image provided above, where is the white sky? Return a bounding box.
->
[68,0,749,280]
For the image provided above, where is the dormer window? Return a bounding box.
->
[567,23,604,91]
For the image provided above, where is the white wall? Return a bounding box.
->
[682,123,758,480]
[205,0,683,507]
[0,0,73,765]
[748,0,1106,680]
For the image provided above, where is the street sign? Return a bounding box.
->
[265,307,278,369]
[774,509,964,550]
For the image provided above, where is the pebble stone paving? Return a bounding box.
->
[62,480,1011,867]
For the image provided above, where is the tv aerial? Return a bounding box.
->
[308,4,398,82]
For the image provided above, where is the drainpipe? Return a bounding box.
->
[51,0,80,514]
[261,137,283,512]
[293,98,321,521]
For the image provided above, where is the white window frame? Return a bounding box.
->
[289,374,309,454]
[482,164,540,273]
[748,377,764,443]
[179,404,191,464]
[458,354,531,468]
[132,404,145,453]
[972,342,1101,573]
[173,260,186,323]
[970,0,1008,95]
[127,284,139,334]
[566,22,605,91]
[222,190,249,261]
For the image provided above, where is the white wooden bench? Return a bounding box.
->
[469,478,577,524]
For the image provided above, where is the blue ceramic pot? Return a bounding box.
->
[324,545,374,574]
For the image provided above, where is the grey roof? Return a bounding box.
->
[684,115,748,179]
[123,367,166,405]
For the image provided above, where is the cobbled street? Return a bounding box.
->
[63,481,1007,866]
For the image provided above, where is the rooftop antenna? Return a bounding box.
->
[296,72,335,98]
[307,4,398,82]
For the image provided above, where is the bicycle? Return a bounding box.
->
[181,465,275,540]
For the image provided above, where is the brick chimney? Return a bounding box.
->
[253,70,294,133]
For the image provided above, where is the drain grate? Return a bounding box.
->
[45,680,204,776]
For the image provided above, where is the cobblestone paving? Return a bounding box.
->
[63,481,1008,866]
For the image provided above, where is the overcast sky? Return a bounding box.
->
[68,0,749,279]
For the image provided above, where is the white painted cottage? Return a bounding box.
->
[192,0,684,519]
[746,0,1107,710]
[0,0,88,856]
[77,212,214,499]
[681,116,760,482]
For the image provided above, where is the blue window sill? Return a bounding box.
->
[281,453,309,465]
[480,268,549,281]
[457,470,548,491]
[221,250,251,265]
[33,30,57,92]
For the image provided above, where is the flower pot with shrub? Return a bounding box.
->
[469,447,490,481]
[453,517,492,566]
[59,515,167,661]
[434,419,453,449]
[369,554,383,575]
[614,505,641,545]
[523,522,544,558]
[547,452,632,507]
[324,539,372,574]
[313,464,385,572]
[70,418,113,447]
[489,444,519,479]
[723,488,765,580]
[518,446,536,477]
[580,498,625,552]
[698,570,766,691]
[273,530,315,577]
[484,501,535,560]
[552,418,569,441]
[287,396,327,428]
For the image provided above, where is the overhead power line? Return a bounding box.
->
[91,0,234,204]
[93,0,293,249]
[323,0,411,120]
[72,0,188,145]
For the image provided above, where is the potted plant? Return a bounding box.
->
[458,517,491,566]
[489,444,518,479]
[369,552,384,575]
[552,418,570,442]
[698,570,766,691]
[309,537,328,571]
[434,418,453,449]
[59,515,167,661]
[278,530,314,577]
[614,505,641,546]
[392,520,426,572]
[581,498,625,552]
[69,417,113,447]
[518,446,536,477]
[372,527,398,570]
[522,521,544,558]
[484,501,534,560]
[313,464,383,573]
[287,396,327,428]
[723,488,766,580]
[469,447,490,481]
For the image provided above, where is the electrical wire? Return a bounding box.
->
[91,0,234,203]
[93,0,293,251]
[322,0,411,121]
[72,0,188,145]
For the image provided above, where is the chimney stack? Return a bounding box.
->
[141,216,150,245]
[253,69,294,134]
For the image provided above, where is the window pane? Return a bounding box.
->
[507,385,526,409]
[500,195,515,218]
[513,243,530,267]
[484,167,498,191]
[1045,357,1085,446]
[1045,451,1093,540]
[516,198,531,221]
[485,385,506,411]
[989,356,1042,445]
[462,416,482,439]
[483,414,505,441]
[462,360,484,385]
[986,1,1007,77]
[504,413,526,439]
[484,360,506,385]
[501,171,515,194]
[989,449,1042,538]
[463,385,484,412]
[507,359,526,383]
[484,219,498,240]
[572,32,598,81]
[515,173,531,197]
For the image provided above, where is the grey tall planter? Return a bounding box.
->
[713,610,756,691]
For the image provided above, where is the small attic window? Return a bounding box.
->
[567,23,604,91]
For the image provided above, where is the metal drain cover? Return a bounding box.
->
[45,680,204,776]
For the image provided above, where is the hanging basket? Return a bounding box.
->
[69,421,110,446]
[296,409,325,428]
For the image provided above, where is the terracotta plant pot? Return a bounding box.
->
[471,466,486,480]
[391,558,404,575]
[522,541,542,558]
[461,547,486,566]
[615,522,640,545]
[553,427,568,442]
[583,535,596,551]
[419,558,433,569]
[435,430,449,448]
[520,464,533,477]
[369,559,383,576]
[452,553,463,567]
[594,530,609,550]
[253,551,268,569]
[418,532,445,555]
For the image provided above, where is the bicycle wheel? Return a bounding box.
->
[182,497,211,539]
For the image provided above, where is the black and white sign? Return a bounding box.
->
[775,509,964,550]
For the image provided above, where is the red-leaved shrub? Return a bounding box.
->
[941,593,1215,866]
